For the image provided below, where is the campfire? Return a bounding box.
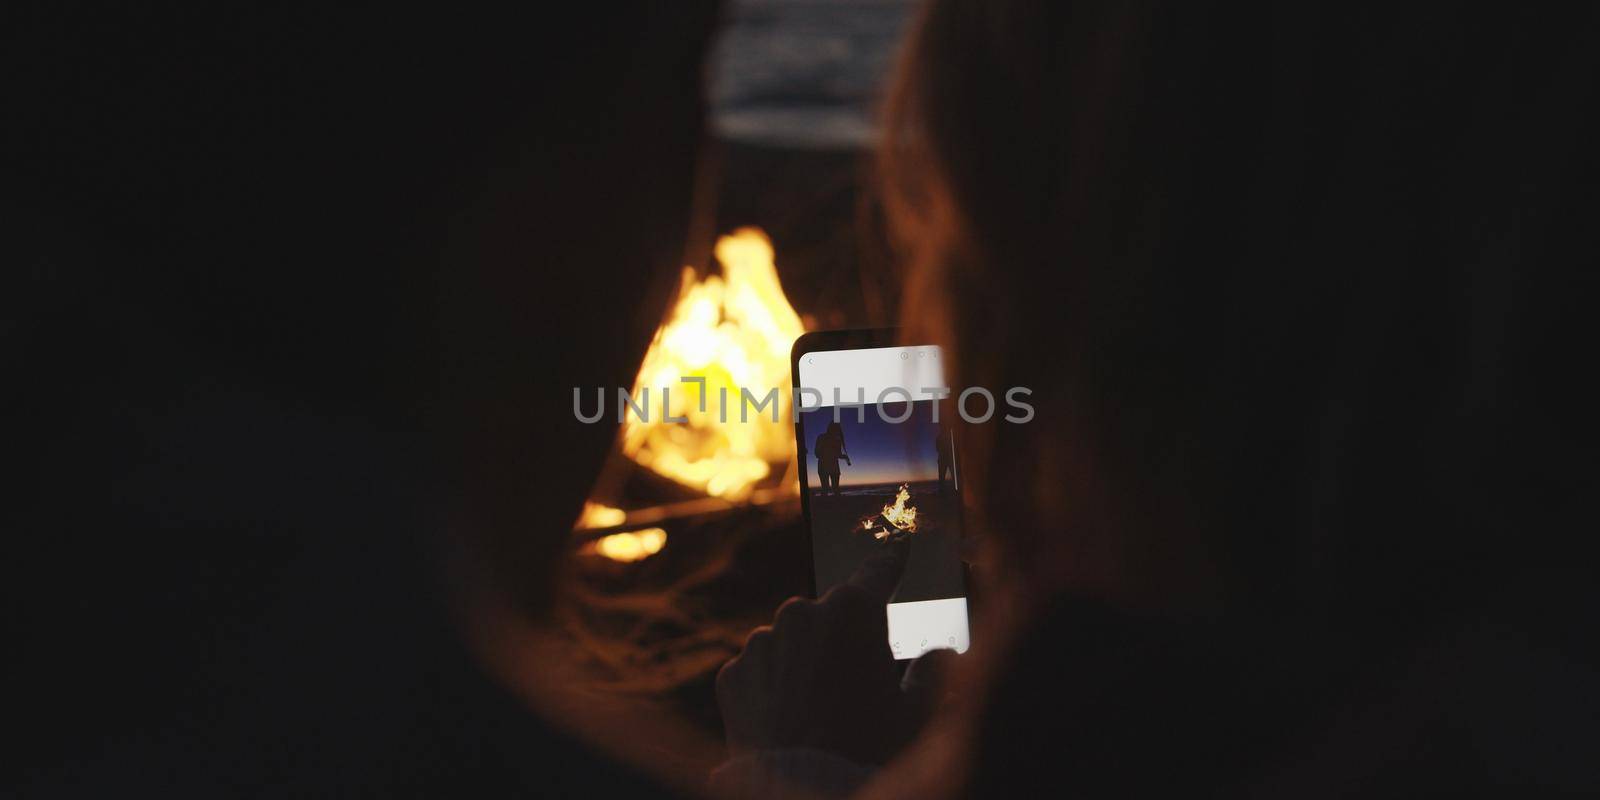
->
[579,228,807,562]
[621,227,806,500]
[861,484,920,541]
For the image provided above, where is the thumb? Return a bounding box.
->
[900,648,959,723]
[846,537,911,604]
[901,647,957,695]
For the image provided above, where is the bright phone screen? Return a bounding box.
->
[796,344,970,660]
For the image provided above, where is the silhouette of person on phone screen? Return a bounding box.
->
[814,421,851,495]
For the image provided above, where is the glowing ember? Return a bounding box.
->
[584,528,668,562]
[621,228,806,500]
[861,484,920,541]
[576,501,626,530]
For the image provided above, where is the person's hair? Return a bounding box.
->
[874,6,1598,792]
[880,0,1597,631]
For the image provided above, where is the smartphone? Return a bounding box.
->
[791,329,970,660]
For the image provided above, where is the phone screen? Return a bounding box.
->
[796,344,970,660]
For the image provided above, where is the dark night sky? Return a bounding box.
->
[801,401,944,487]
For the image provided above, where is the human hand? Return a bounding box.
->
[716,540,955,766]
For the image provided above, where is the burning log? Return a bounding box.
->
[860,483,919,542]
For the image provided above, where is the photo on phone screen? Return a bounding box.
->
[795,340,970,660]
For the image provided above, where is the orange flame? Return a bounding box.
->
[863,484,919,540]
[576,502,667,563]
[621,228,806,499]
[881,484,919,531]
[584,528,667,562]
[576,501,626,530]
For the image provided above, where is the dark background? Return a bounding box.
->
[4,3,724,795]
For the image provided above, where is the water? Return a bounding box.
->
[709,0,919,149]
